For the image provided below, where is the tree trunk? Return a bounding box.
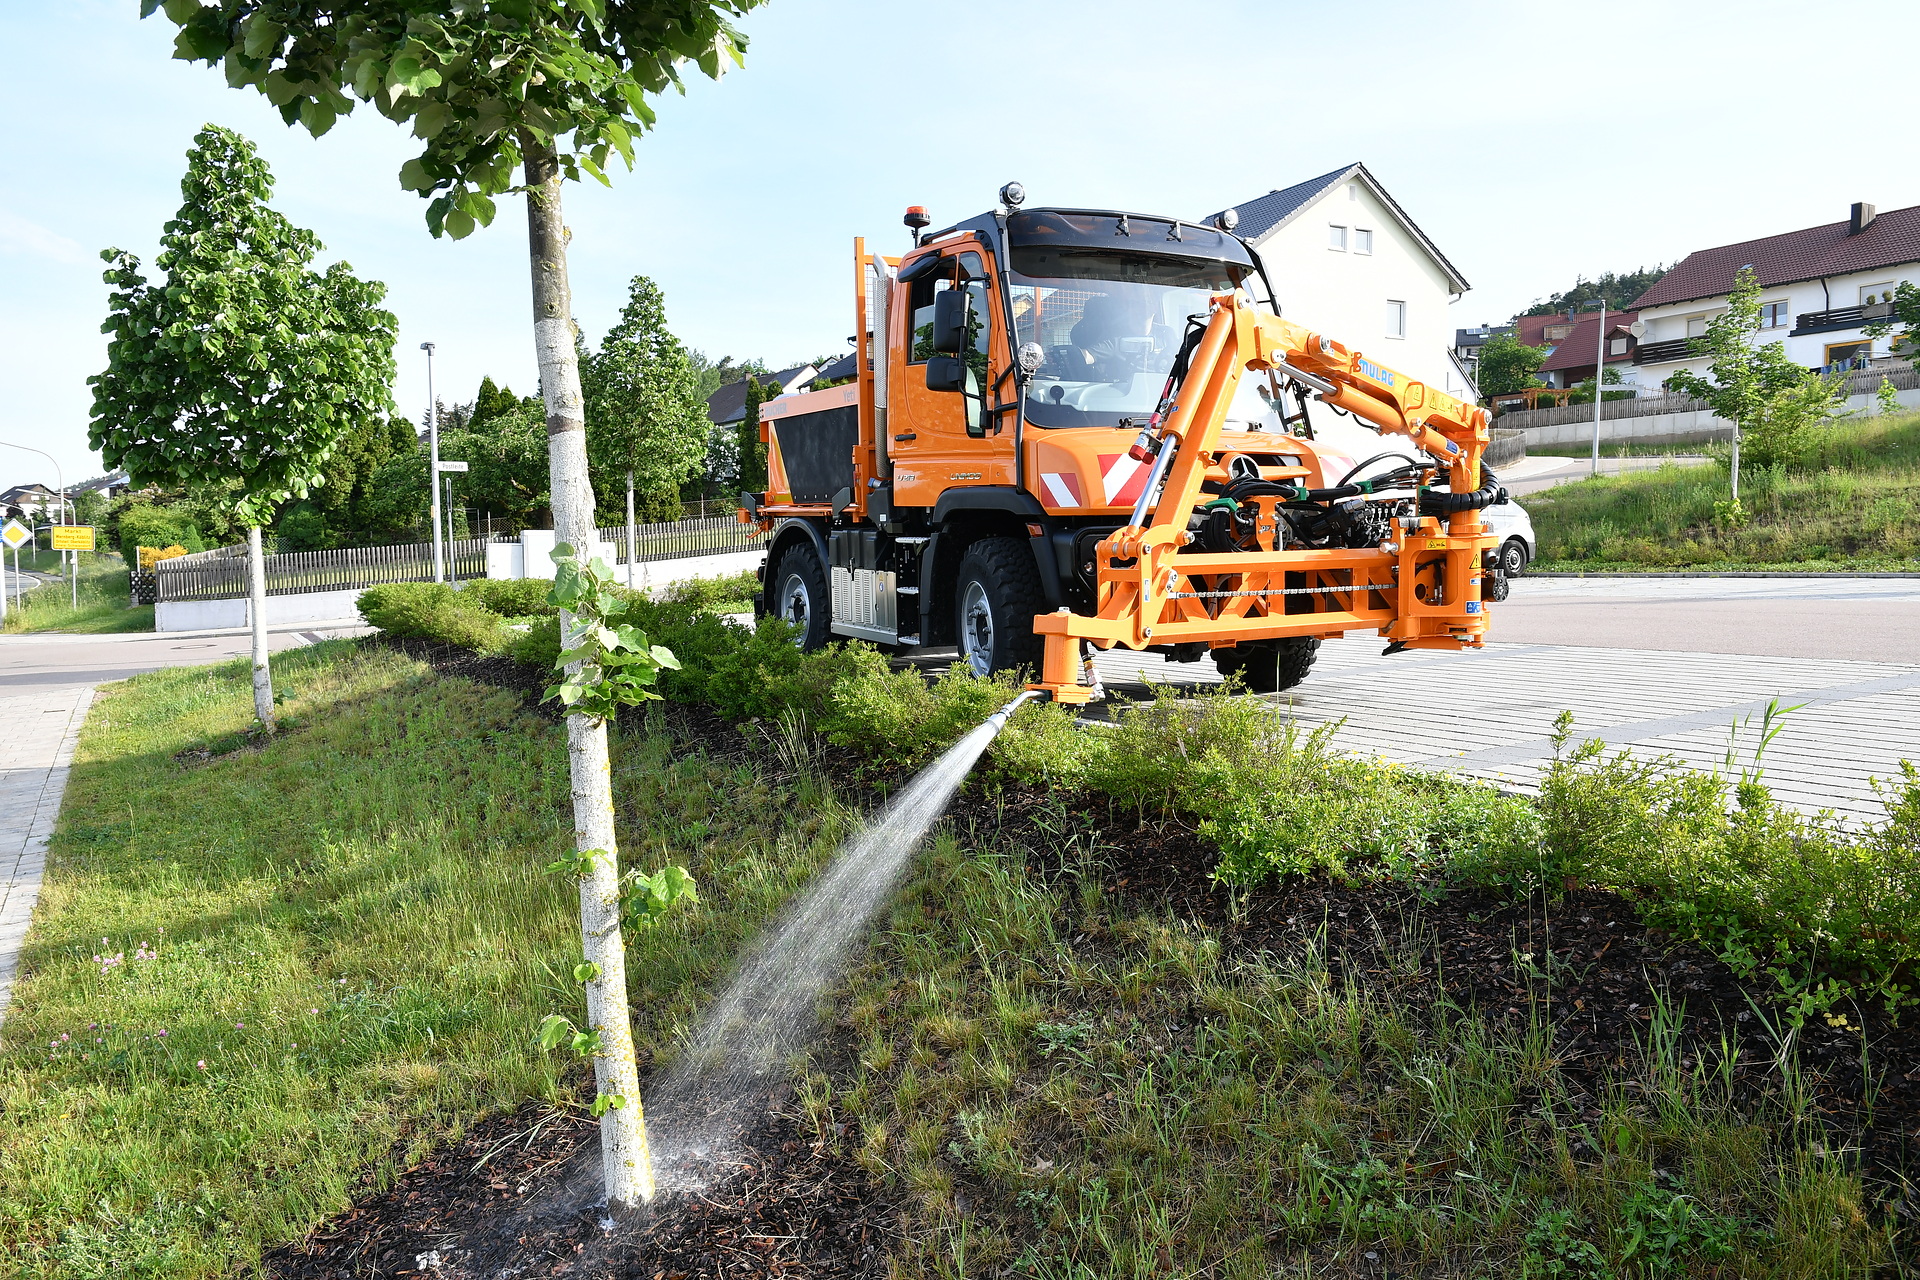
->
[247,525,275,731]
[1730,430,1741,504]
[625,469,638,591]
[523,133,655,1211]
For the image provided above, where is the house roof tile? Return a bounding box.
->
[1630,205,1920,309]
[1539,312,1640,373]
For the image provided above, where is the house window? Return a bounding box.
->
[1328,224,1347,251]
[1354,228,1373,255]
[1609,337,1630,355]
[1826,340,1870,367]
[1860,282,1894,306]
[1759,301,1789,329]
[1685,315,1708,339]
[1385,300,1406,338]
[1544,324,1572,341]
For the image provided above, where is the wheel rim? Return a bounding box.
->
[959,580,994,677]
[778,573,811,646]
[1502,543,1525,574]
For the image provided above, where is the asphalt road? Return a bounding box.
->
[0,624,365,696]
[1495,574,1920,662]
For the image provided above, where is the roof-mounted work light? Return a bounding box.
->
[999,181,1026,209]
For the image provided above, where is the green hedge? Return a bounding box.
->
[356,583,504,653]
[358,576,1920,1003]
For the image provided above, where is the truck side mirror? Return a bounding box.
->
[931,289,968,354]
[924,355,964,392]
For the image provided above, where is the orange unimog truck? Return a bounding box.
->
[743,185,1507,705]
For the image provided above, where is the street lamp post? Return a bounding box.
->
[1,440,71,607]
[1583,299,1608,478]
[421,342,443,584]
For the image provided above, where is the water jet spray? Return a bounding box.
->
[640,688,1044,1191]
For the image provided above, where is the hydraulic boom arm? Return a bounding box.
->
[1032,291,1501,703]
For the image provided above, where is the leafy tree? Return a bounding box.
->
[1667,267,1842,492]
[737,375,771,493]
[290,414,423,547]
[1475,334,1549,397]
[1521,266,1668,316]
[149,0,768,1207]
[89,124,395,729]
[689,350,768,402]
[471,375,524,426]
[583,274,710,564]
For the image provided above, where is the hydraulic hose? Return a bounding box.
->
[1418,462,1507,515]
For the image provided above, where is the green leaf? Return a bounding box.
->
[299,97,338,137]
[240,15,283,58]
[650,644,681,670]
[573,961,601,983]
[444,206,475,239]
[161,0,198,21]
[537,1014,573,1051]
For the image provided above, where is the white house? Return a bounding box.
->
[1625,201,1918,389]
[1210,163,1475,402]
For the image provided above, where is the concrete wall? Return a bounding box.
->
[1254,177,1464,398]
[156,587,366,633]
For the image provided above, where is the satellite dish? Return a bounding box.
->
[1628,319,1647,338]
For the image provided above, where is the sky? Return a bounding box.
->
[4,0,1919,491]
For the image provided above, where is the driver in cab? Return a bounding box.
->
[1066,293,1155,381]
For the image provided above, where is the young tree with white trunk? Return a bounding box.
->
[583,275,712,584]
[90,124,395,730]
[141,0,766,1211]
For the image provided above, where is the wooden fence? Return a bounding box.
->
[154,516,765,602]
[594,515,764,564]
[155,537,500,602]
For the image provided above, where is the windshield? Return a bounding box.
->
[1009,246,1250,428]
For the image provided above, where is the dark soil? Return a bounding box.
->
[282,639,1916,1274]
[263,1094,891,1280]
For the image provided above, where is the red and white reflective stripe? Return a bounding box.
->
[1096,453,1149,506]
[1039,471,1083,508]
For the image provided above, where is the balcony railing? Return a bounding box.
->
[1632,337,1697,365]
[1792,303,1892,336]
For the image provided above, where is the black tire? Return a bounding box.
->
[769,542,832,651]
[1499,538,1530,578]
[953,536,1047,678]
[1212,637,1320,693]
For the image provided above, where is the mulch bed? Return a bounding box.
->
[264,1095,890,1280]
[275,639,1915,1274]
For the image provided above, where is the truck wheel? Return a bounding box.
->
[770,543,832,651]
[953,537,1046,678]
[1212,637,1320,693]
[1499,538,1530,578]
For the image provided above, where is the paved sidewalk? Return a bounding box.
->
[1087,634,1918,823]
[0,686,93,1023]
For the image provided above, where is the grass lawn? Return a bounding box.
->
[2,552,153,634]
[4,637,1906,1276]
[0,642,846,1276]
[1527,410,1920,571]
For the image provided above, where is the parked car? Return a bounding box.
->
[1483,495,1535,577]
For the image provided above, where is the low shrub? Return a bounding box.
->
[461,577,559,618]
[657,570,759,614]
[356,583,504,653]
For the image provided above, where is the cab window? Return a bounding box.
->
[907,252,989,363]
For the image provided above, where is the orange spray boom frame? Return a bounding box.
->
[1032,291,1497,703]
